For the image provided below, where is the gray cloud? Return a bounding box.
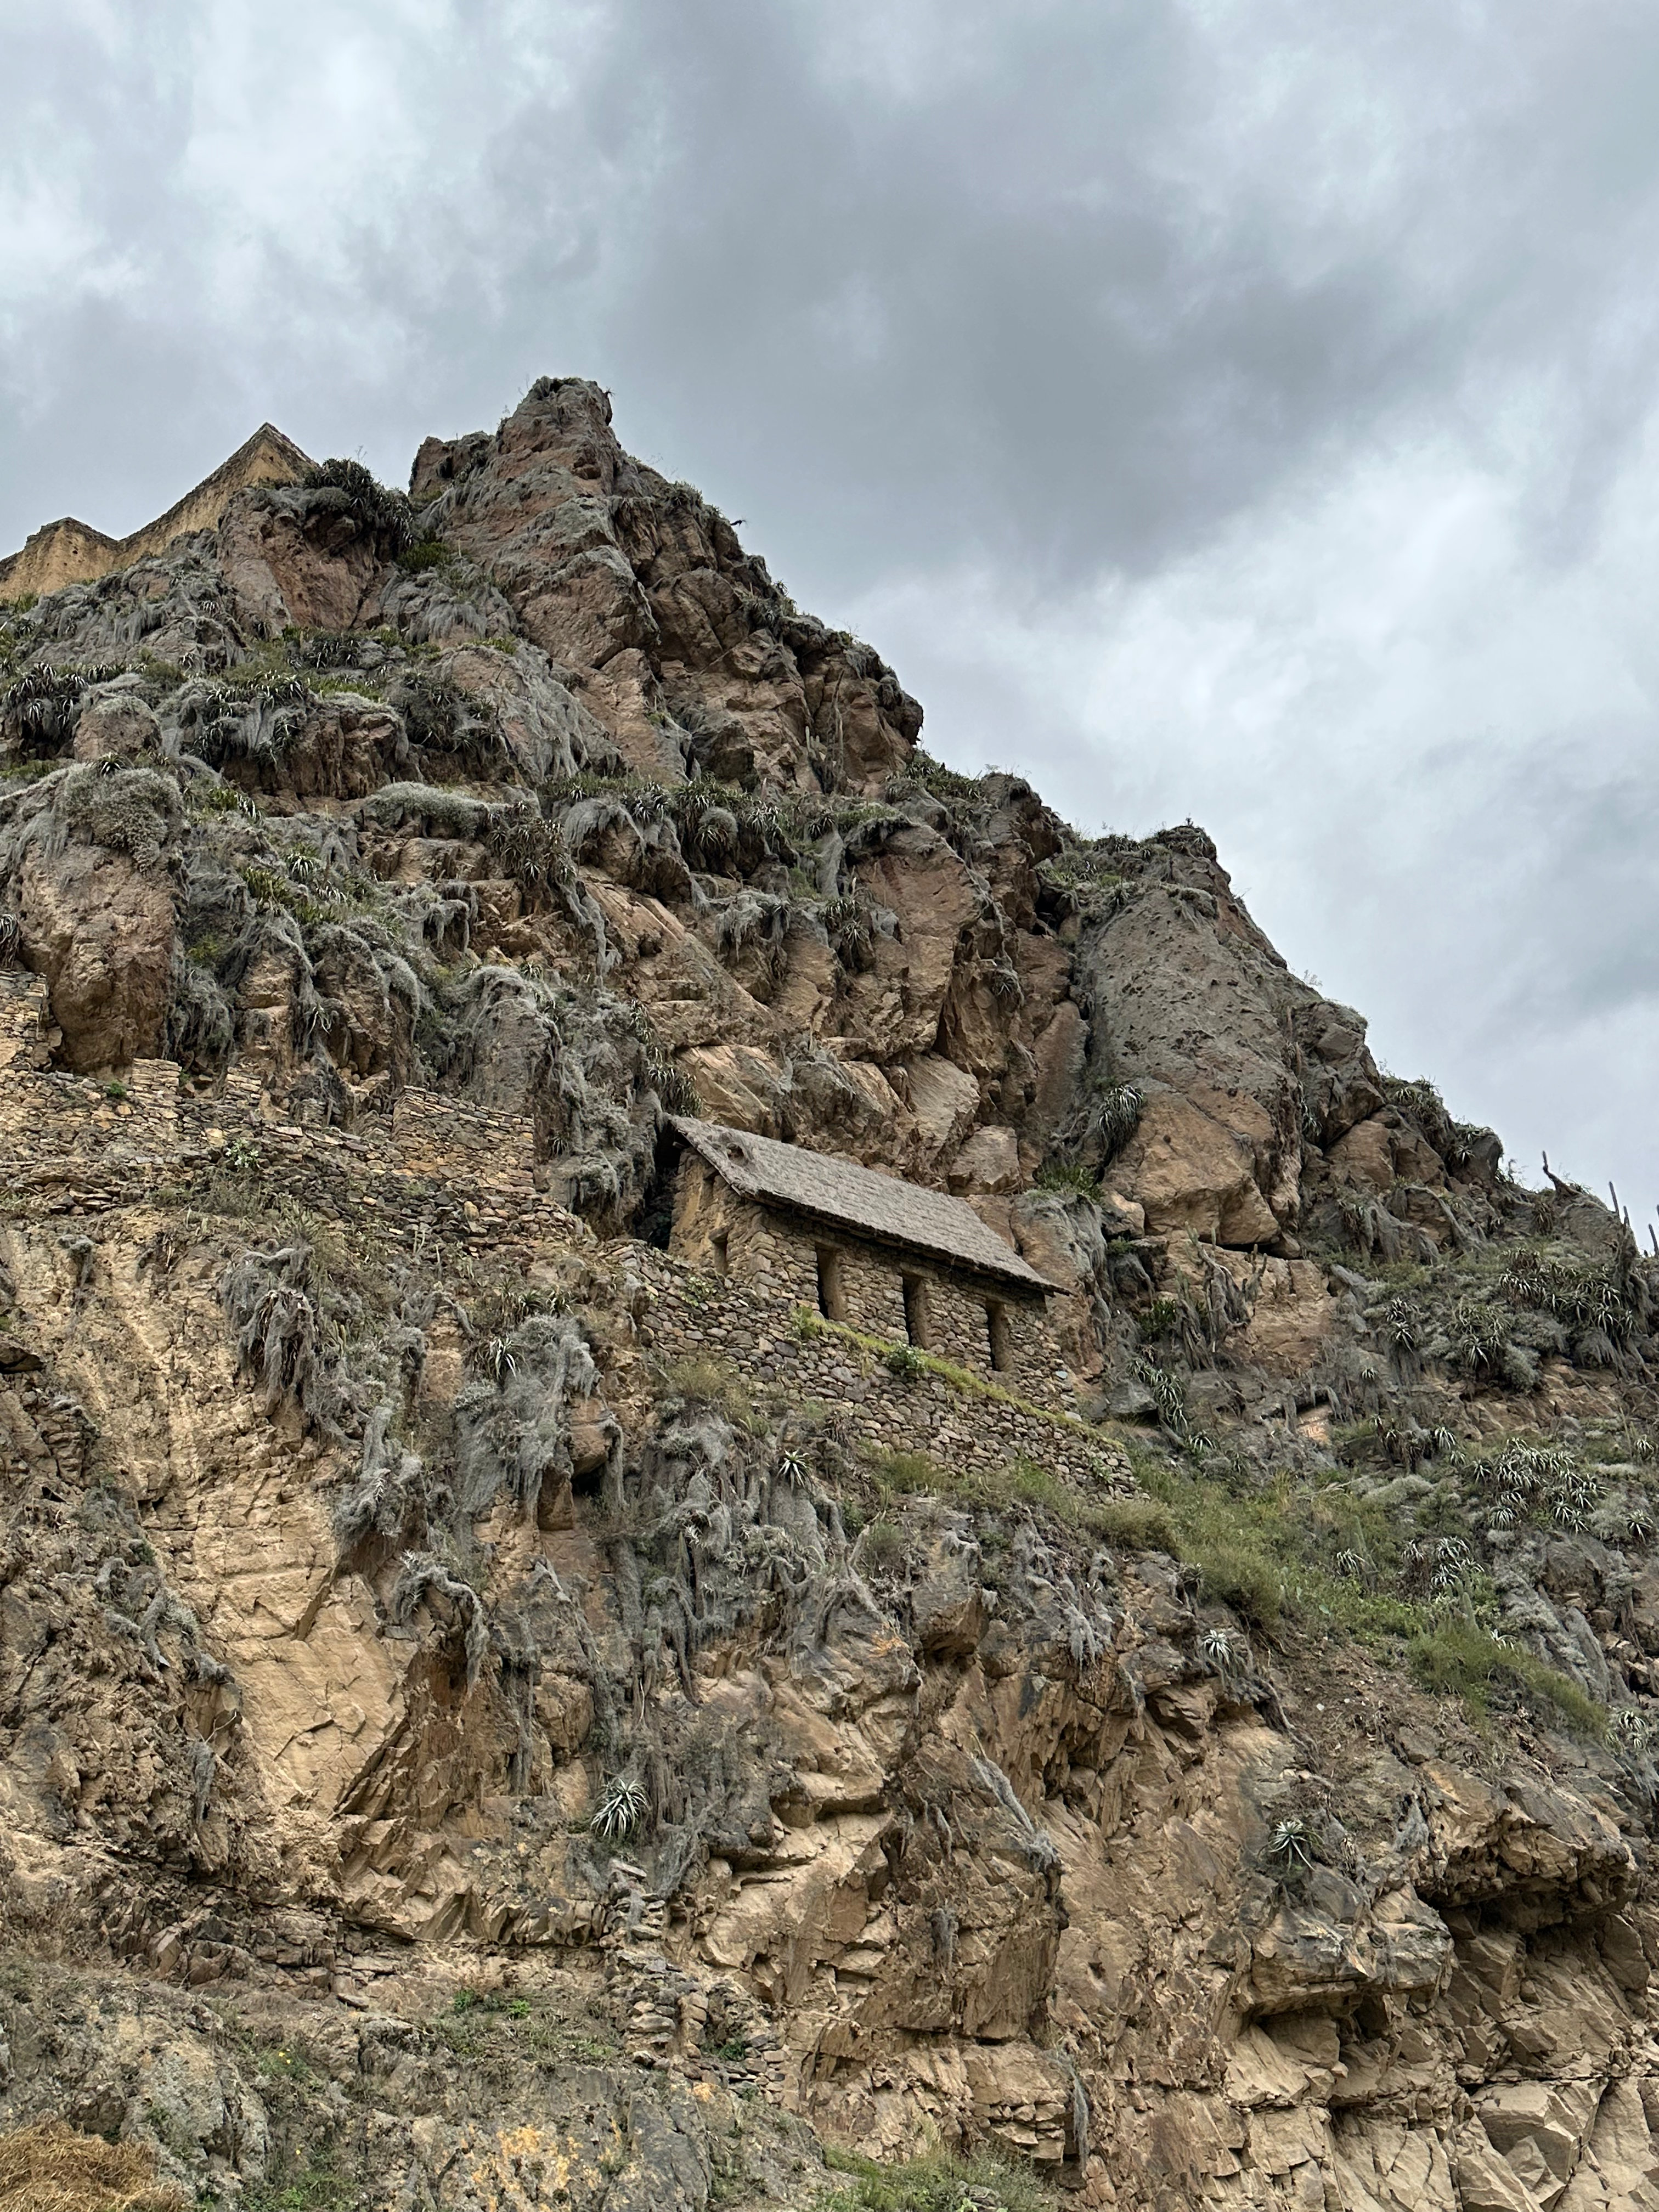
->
[6,0,1659,1211]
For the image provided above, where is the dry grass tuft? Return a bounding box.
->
[0,2119,186,2212]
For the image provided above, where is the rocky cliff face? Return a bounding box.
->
[3,380,1659,2212]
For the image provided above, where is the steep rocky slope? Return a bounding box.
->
[3,379,1659,2212]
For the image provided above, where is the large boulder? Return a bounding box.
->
[11,768,180,1072]
[19,840,173,1071]
[219,486,390,634]
[72,678,162,764]
[1070,829,1387,1229]
[1113,1088,1280,1247]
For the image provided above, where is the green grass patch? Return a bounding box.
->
[396,537,456,573]
[793,1307,1087,1433]
[188,781,242,818]
[1127,1457,1428,1640]
[1580,1425,1658,1469]
[1084,1496,1179,1552]
[254,2041,317,2083]
[662,1353,755,1431]
[820,2142,1050,2212]
[1136,1297,1181,1342]
[1366,1259,1436,1293]
[861,1516,905,1570]
[1034,1161,1099,1197]
[244,2162,357,2212]
[867,1444,1106,1527]
[313,674,386,698]
[1409,1621,1606,1735]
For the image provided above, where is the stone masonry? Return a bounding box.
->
[1,971,1122,1484]
[668,1142,1068,1398]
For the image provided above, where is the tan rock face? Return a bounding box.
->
[1330,1111,1447,1195]
[1072,834,1384,1215]
[72,685,161,764]
[950,1123,1020,1193]
[850,824,983,1058]
[219,494,386,634]
[1116,1088,1281,1246]
[1205,1252,1337,1372]
[902,1053,982,1158]
[1,381,1651,2212]
[414,377,922,793]
[19,842,172,1071]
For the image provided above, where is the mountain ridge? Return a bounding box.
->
[0,375,1656,2212]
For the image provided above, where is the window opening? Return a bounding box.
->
[711,1230,729,1278]
[816,1245,847,1322]
[902,1273,932,1350]
[986,1301,1013,1373]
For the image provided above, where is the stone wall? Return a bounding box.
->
[633,1248,1128,1495]
[0,972,52,1073]
[2,994,1119,1476]
[0,517,125,600]
[667,1150,1066,1400]
[0,423,313,596]
[0,1006,588,1261]
[391,1089,538,1178]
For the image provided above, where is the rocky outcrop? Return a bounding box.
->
[413,378,922,791]
[9,766,179,1072]
[0,381,1656,2212]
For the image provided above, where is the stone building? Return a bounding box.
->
[0,423,313,598]
[666,1115,1060,1387]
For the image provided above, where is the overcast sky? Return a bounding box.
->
[7,0,1659,1224]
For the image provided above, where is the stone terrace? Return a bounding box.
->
[1,972,1127,1485]
[634,1250,1130,1494]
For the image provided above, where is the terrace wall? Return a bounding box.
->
[1,972,1119,1479]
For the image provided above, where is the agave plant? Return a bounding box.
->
[1611,1709,1656,1758]
[1383,1296,1417,1357]
[1094,1082,1143,1162]
[492,799,573,905]
[1266,1816,1316,1872]
[477,1335,517,1385]
[1199,1626,1245,1673]
[590,1770,648,1842]
[821,891,874,970]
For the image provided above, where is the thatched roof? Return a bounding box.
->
[670,1117,1052,1294]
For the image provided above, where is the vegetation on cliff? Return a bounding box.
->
[1,381,1658,2210]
